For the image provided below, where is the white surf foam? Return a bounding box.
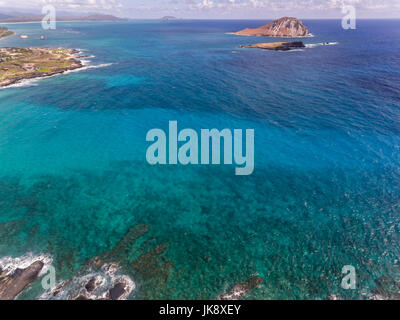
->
[0,253,53,277]
[39,262,135,300]
[284,49,304,52]
[305,42,339,48]
[0,59,113,90]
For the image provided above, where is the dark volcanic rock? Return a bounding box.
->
[52,281,69,297]
[235,17,310,37]
[0,261,44,300]
[241,41,305,51]
[85,278,97,293]
[109,282,126,300]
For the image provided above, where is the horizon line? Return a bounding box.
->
[1,17,400,24]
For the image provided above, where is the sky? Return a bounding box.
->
[0,0,399,19]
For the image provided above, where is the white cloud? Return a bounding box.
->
[0,0,398,18]
[0,0,122,11]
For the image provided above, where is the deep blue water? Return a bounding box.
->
[0,19,399,299]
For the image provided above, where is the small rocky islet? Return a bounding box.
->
[235,17,311,51]
[240,41,305,51]
[235,17,310,37]
[0,18,314,89]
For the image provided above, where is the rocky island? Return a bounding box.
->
[234,17,310,37]
[161,16,177,21]
[0,27,14,39]
[0,47,83,87]
[240,41,305,51]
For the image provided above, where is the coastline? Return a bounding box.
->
[0,61,113,90]
[0,27,15,39]
[0,32,15,39]
[0,58,83,88]
[0,251,395,300]
[0,251,261,300]
[0,252,135,300]
[0,48,112,89]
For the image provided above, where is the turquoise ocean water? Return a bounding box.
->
[0,20,399,299]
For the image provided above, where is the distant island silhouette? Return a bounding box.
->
[161,16,178,21]
[0,13,127,23]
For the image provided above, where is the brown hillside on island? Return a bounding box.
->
[235,17,310,37]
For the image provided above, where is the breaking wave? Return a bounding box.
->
[305,42,339,48]
[0,253,53,277]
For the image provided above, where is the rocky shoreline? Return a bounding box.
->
[0,261,44,300]
[240,41,305,51]
[0,62,84,88]
[0,252,264,300]
[0,48,85,88]
[48,261,135,300]
[2,250,399,300]
[0,223,265,301]
[0,253,135,300]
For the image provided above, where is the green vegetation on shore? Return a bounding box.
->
[0,47,83,87]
